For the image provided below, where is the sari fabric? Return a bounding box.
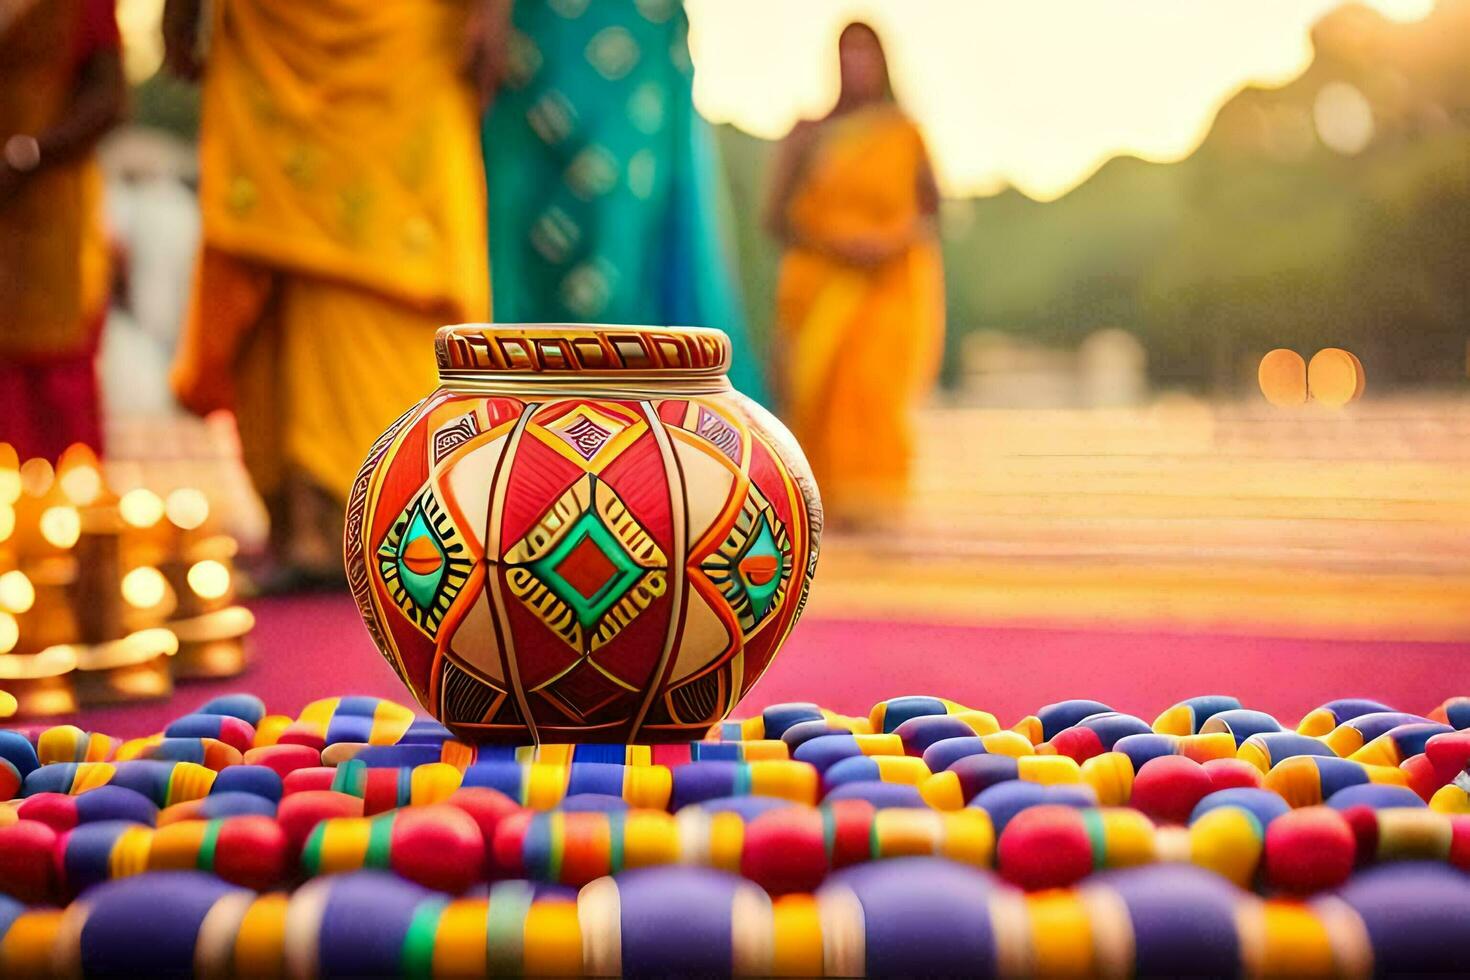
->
[0,0,113,458]
[173,0,489,503]
[482,0,768,401]
[776,105,944,523]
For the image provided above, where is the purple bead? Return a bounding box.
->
[971,781,1095,835]
[79,872,246,976]
[560,793,629,813]
[823,858,1010,975]
[823,781,926,808]
[1330,863,1470,974]
[1036,700,1112,741]
[314,871,436,976]
[75,785,159,826]
[1088,865,1242,976]
[616,867,743,976]
[1190,788,1289,827]
[1325,783,1426,811]
[922,736,989,773]
[895,715,975,755]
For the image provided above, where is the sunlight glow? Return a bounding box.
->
[686,0,1436,200]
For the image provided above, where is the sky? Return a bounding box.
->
[685,0,1437,200]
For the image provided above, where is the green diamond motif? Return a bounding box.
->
[529,510,643,630]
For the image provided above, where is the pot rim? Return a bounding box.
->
[435,323,733,393]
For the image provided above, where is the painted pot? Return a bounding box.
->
[345,324,821,743]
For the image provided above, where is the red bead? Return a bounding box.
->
[1338,804,1379,866]
[364,768,412,816]
[0,760,20,803]
[741,807,827,894]
[0,820,58,903]
[242,743,321,778]
[1202,758,1263,792]
[15,792,79,831]
[1424,731,1470,769]
[491,810,533,879]
[388,804,485,893]
[997,804,1093,890]
[1399,754,1441,802]
[1131,756,1213,825]
[276,790,363,855]
[1450,816,1470,873]
[214,815,288,890]
[1049,727,1106,764]
[283,767,337,796]
[1264,806,1355,893]
[825,798,875,869]
[446,788,522,876]
[276,723,327,752]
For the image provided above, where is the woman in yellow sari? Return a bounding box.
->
[163,0,496,587]
[767,22,943,530]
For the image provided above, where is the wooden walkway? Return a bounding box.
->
[810,396,1470,641]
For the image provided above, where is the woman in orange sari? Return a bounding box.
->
[766,22,943,530]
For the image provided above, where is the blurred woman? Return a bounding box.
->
[766,22,942,529]
[481,0,768,401]
[0,0,125,460]
[164,0,494,587]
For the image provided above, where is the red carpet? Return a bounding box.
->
[57,594,1467,737]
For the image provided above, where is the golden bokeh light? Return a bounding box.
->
[39,506,81,549]
[1308,347,1366,407]
[117,0,165,83]
[0,444,19,505]
[119,488,166,528]
[0,611,17,654]
[164,488,210,531]
[0,570,36,615]
[122,566,169,609]
[187,560,232,601]
[1258,349,1308,407]
[19,458,54,497]
[58,465,103,507]
[0,505,13,544]
[1313,81,1375,155]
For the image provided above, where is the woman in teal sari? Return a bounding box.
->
[481,0,768,400]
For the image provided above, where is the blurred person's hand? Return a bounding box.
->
[163,0,204,81]
[464,0,512,110]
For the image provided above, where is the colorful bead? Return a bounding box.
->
[1237,731,1338,773]
[1263,806,1355,892]
[1321,711,1434,756]
[1130,755,1213,824]
[1263,756,1409,808]
[16,785,157,830]
[1296,698,1393,737]
[1200,708,1282,745]
[1153,695,1242,735]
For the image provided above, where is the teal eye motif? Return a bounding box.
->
[703,488,792,634]
[377,489,472,635]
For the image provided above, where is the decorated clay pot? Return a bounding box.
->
[345,324,821,743]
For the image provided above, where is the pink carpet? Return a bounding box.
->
[54,594,1468,737]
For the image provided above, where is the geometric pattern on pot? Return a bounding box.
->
[533,401,645,470]
[504,473,667,657]
[375,486,473,636]
[701,483,792,636]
